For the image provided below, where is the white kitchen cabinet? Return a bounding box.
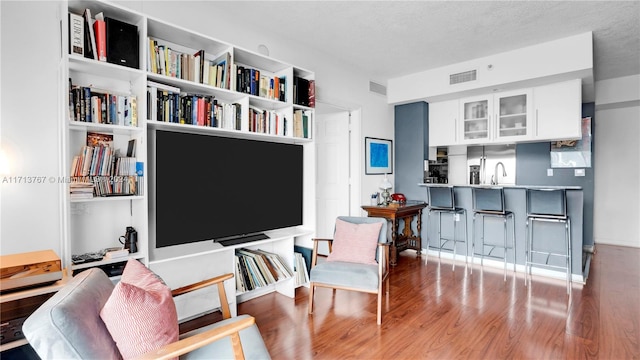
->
[459,94,491,144]
[428,99,458,147]
[428,80,580,147]
[532,79,582,141]
[459,89,532,145]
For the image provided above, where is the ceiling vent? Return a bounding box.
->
[369,81,387,96]
[450,70,477,85]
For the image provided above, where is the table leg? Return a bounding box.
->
[416,209,423,255]
[391,219,398,266]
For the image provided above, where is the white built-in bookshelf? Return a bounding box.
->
[61,0,315,319]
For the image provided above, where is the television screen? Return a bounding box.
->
[153,130,303,248]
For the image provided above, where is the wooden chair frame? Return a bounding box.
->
[307,238,390,325]
[135,273,252,360]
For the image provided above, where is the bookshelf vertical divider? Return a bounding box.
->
[63,0,314,319]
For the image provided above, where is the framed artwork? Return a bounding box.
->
[365,137,393,174]
[550,117,592,168]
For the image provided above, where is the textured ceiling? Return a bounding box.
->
[211,1,640,85]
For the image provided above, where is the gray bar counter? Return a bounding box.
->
[418,183,584,282]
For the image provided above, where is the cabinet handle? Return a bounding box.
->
[454,118,457,142]
[535,109,539,136]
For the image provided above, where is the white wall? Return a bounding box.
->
[1,1,63,256]
[0,1,393,257]
[130,1,393,216]
[593,75,640,248]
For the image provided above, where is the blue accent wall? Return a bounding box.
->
[516,103,595,247]
[394,102,429,202]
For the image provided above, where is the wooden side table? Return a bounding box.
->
[362,200,426,266]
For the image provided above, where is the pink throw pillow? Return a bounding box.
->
[100,259,178,359]
[326,219,382,265]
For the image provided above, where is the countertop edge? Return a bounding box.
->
[418,183,583,190]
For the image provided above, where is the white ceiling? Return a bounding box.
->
[212,1,640,89]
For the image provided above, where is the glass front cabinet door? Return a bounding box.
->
[459,90,532,144]
[494,89,532,142]
[459,95,492,144]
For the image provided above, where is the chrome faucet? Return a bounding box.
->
[491,162,507,185]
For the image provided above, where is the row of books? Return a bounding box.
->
[94,175,139,197]
[69,83,138,126]
[235,66,286,101]
[148,38,231,89]
[293,77,316,108]
[69,174,142,198]
[146,39,293,104]
[69,132,143,198]
[293,109,312,139]
[234,248,293,293]
[71,145,137,178]
[147,81,241,129]
[248,107,287,136]
[294,252,310,286]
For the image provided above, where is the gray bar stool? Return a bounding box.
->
[471,187,516,280]
[525,188,572,294]
[425,186,468,271]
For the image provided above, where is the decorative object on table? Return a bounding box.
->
[391,193,407,204]
[365,137,392,174]
[550,117,591,168]
[379,174,392,206]
[370,192,379,206]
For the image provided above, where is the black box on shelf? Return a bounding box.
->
[105,17,139,69]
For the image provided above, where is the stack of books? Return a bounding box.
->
[69,182,94,199]
[102,247,129,260]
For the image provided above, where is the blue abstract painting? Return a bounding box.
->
[365,137,392,174]
[370,143,389,168]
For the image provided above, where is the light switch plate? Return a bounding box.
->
[547,168,553,176]
[575,168,586,176]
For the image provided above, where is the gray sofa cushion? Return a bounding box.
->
[181,314,271,360]
[23,268,122,359]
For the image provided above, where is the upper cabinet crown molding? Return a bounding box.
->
[388,32,593,105]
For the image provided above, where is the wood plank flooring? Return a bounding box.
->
[186,244,640,359]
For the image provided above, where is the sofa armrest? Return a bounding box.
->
[171,273,234,319]
[133,315,256,360]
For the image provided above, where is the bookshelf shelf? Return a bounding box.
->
[69,56,143,81]
[68,121,143,134]
[69,195,144,203]
[61,0,314,319]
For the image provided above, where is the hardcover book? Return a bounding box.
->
[93,13,107,62]
[68,12,84,57]
[83,8,97,60]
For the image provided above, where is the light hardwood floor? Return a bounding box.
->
[185,244,639,359]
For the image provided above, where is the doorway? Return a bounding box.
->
[315,102,352,239]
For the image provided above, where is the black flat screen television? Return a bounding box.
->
[153,130,303,248]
